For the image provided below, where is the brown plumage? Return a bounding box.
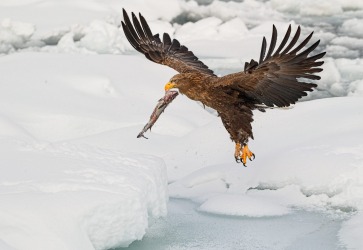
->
[121,9,325,165]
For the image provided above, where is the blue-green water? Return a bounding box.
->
[119,199,346,250]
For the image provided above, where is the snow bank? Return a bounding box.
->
[0,19,35,53]
[0,53,171,250]
[0,140,167,250]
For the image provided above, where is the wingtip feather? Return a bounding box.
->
[259,37,267,64]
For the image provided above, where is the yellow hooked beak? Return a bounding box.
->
[164,82,176,91]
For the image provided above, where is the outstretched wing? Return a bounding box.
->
[121,9,215,76]
[218,25,325,107]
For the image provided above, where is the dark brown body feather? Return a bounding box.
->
[122,9,325,145]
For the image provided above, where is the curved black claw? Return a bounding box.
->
[235,157,241,163]
[251,153,255,160]
[243,162,247,167]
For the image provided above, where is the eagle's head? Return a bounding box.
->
[164,73,200,93]
[165,74,182,91]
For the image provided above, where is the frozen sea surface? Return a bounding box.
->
[124,199,347,250]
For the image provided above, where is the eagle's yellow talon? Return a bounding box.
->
[235,143,255,166]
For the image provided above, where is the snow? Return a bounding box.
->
[198,193,291,217]
[0,19,35,53]
[340,212,363,250]
[348,80,363,96]
[175,16,249,42]
[1,0,363,249]
[0,53,172,250]
[331,36,363,51]
[169,97,363,212]
[339,18,363,39]
[271,0,344,16]
[77,20,126,54]
[0,140,167,250]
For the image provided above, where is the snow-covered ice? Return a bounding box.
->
[0,140,167,250]
[169,97,363,215]
[1,0,363,249]
[0,53,172,250]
